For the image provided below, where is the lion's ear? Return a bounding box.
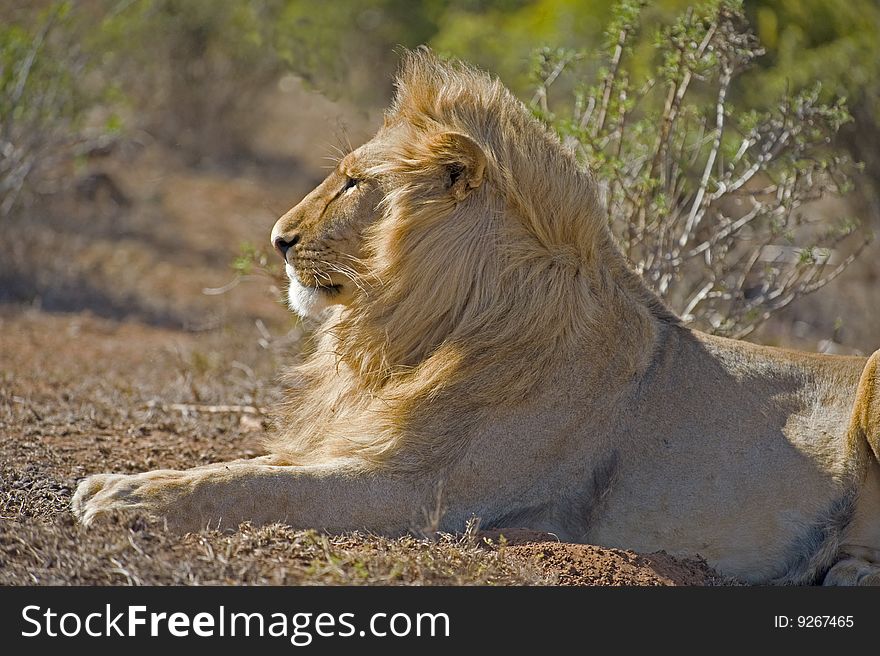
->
[427,131,486,201]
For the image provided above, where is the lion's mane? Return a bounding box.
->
[268,50,677,471]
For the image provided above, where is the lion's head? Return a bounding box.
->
[268,49,674,468]
[270,60,489,321]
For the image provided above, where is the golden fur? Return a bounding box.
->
[268,50,674,470]
[73,49,880,585]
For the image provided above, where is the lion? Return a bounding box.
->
[72,49,880,585]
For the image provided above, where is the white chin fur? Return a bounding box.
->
[286,268,338,319]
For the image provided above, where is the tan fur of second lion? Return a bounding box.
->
[72,49,880,585]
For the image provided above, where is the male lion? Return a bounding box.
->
[73,50,880,585]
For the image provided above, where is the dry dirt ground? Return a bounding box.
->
[0,135,725,586]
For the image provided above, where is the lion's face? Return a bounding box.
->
[271,124,487,319]
[270,142,387,318]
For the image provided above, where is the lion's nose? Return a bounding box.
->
[273,233,300,260]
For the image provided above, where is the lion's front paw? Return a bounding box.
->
[71,470,192,528]
[71,473,129,525]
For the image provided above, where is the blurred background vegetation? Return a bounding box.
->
[1,0,878,353]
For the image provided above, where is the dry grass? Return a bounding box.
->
[0,516,549,586]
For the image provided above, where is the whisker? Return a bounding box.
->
[325,262,369,295]
[324,142,348,166]
[338,253,381,285]
[331,123,355,159]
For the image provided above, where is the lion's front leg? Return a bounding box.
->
[71,459,433,534]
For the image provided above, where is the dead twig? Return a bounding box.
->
[145,401,266,415]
